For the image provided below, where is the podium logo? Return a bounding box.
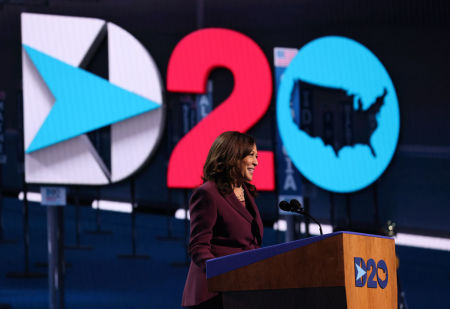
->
[354,257,388,289]
[21,13,164,185]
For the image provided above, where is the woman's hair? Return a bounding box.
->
[203,131,256,196]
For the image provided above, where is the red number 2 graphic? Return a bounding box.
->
[166,28,274,190]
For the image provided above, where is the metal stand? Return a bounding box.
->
[0,165,16,244]
[6,91,45,278]
[157,190,181,241]
[6,183,46,278]
[329,192,335,232]
[47,206,65,309]
[345,194,352,228]
[118,179,150,259]
[158,213,181,241]
[333,194,353,232]
[303,197,311,237]
[397,268,408,308]
[373,181,381,230]
[65,188,92,250]
[86,188,111,235]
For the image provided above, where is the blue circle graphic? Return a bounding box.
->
[277,36,400,193]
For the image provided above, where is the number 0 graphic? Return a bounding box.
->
[167,28,274,190]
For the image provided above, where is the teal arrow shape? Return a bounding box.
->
[24,45,161,153]
[355,263,366,281]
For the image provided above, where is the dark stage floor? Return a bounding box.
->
[0,197,448,308]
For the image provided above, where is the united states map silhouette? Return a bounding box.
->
[296,80,387,157]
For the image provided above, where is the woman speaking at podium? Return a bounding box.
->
[182,131,264,309]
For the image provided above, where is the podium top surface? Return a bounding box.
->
[206,231,392,279]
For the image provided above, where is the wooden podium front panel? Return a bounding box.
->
[342,233,397,309]
[222,287,348,309]
[208,234,346,291]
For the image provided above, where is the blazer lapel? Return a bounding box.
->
[243,185,264,242]
[224,192,253,223]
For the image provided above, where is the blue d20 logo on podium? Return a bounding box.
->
[277,36,400,193]
[354,257,388,289]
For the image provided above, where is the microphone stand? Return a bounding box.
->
[279,200,324,236]
[294,209,323,236]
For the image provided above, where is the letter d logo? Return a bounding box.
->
[21,13,165,185]
[354,257,367,287]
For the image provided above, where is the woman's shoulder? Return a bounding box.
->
[195,181,219,195]
[189,181,221,208]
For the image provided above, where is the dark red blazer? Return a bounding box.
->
[181,181,264,307]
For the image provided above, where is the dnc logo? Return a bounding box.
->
[22,13,164,185]
[354,257,388,289]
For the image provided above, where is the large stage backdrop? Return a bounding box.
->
[0,0,449,239]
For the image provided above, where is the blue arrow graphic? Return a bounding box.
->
[355,262,367,281]
[24,45,161,153]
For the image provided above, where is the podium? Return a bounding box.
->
[206,231,397,309]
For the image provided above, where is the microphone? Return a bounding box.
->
[289,199,303,213]
[279,200,291,212]
[289,199,324,236]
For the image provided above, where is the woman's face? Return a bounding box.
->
[240,144,258,182]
